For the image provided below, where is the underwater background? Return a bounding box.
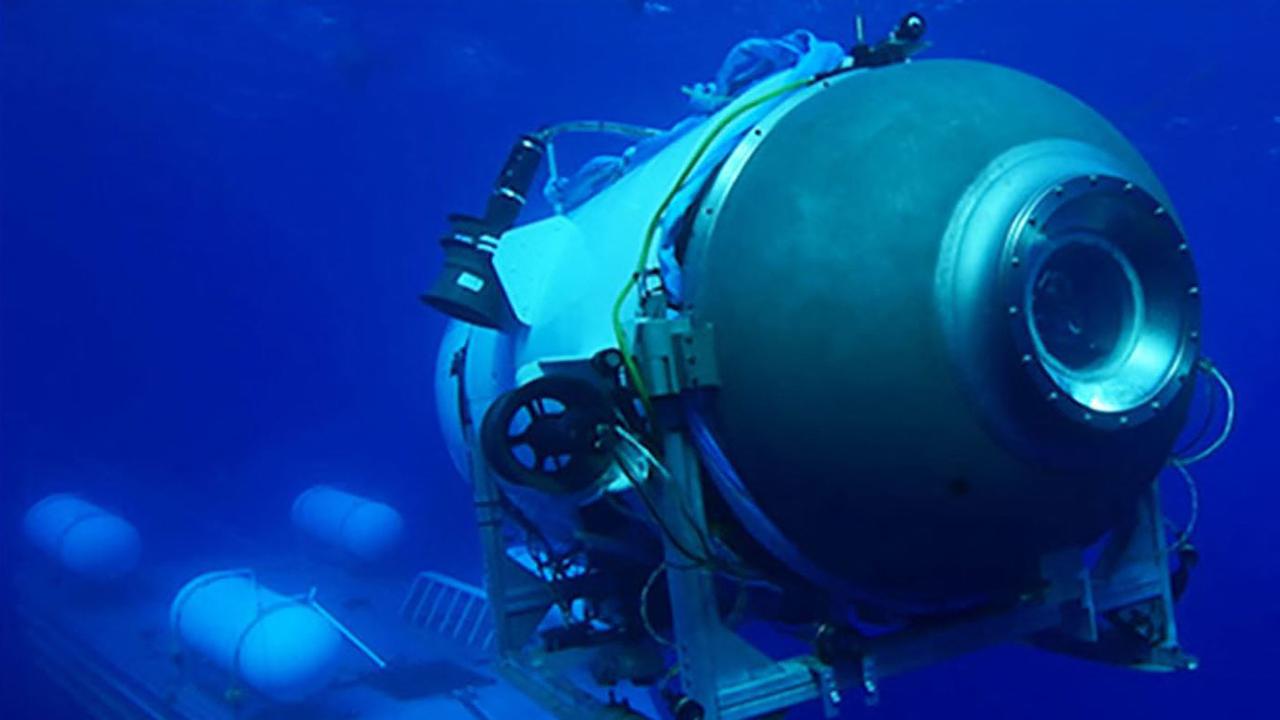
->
[1,1,1276,718]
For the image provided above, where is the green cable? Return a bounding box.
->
[611,77,814,406]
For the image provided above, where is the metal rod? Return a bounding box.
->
[306,590,388,670]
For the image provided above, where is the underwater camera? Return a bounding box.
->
[426,11,1231,720]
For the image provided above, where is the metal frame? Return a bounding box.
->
[469,313,1192,720]
[17,603,186,720]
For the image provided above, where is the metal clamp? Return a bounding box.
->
[632,315,720,398]
[860,656,880,707]
[816,664,841,718]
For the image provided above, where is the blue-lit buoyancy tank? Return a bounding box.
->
[434,57,1202,613]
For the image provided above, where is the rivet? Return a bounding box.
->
[1088,174,1099,184]
[1028,217,1038,227]
[1011,256,1021,267]
[1178,243,1189,253]
[1082,412,1093,422]
[1123,182,1134,192]
[1008,305,1019,315]
[1152,401,1162,411]
[753,128,764,137]
[1188,286,1200,297]
[1119,416,1130,425]
[704,207,715,216]
[1047,391,1060,402]
[1054,185,1065,195]
[1021,354,1033,365]
[1154,206,1167,217]
[1189,330,1200,341]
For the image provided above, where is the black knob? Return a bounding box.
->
[896,12,927,43]
[673,696,705,720]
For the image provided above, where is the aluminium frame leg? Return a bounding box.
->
[657,430,773,720]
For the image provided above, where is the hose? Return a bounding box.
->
[683,396,850,596]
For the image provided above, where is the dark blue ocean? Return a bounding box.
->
[2,1,1276,718]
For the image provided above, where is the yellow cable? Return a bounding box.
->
[611,77,813,406]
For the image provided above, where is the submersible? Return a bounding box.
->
[424,12,1229,720]
[679,59,1201,607]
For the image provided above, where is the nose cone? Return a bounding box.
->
[240,605,344,702]
[682,60,1200,610]
[62,515,142,581]
[344,503,404,561]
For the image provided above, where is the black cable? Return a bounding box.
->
[611,434,758,582]
[612,446,716,569]
[495,488,560,559]
[493,486,582,618]
[680,501,721,570]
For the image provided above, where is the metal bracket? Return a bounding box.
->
[1032,482,1195,672]
[815,663,842,717]
[1040,549,1098,642]
[657,431,771,719]
[860,656,879,707]
[464,316,1189,719]
[632,315,720,398]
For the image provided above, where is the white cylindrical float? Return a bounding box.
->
[23,494,141,581]
[291,485,403,562]
[170,570,343,703]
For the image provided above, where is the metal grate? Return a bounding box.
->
[400,572,495,652]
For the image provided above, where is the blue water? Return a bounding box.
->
[2,1,1277,718]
